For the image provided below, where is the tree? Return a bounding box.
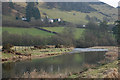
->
[99,21,108,31]
[77,21,116,47]
[33,7,41,19]
[26,2,41,22]
[50,26,76,47]
[26,2,34,22]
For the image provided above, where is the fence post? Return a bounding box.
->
[15,47,16,51]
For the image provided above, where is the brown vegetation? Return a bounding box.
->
[92,46,118,61]
[104,68,119,78]
[21,69,68,78]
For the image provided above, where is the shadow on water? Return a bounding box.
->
[2,48,108,78]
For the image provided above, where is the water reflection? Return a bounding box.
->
[2,51,107,78]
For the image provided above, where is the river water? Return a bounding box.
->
[2,48,108,78]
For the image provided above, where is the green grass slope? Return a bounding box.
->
[2,27,84,39]
[38,7,105,25]
[3,27,55,37]
[41,27,85,39]
[37,2,117,25]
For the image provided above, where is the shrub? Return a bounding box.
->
[2,43,14,53]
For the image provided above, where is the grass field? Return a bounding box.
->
[41,27,85,39]
[3,27,85,39]
[3,27,55,37]
[38,7,105,25]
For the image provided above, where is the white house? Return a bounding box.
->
[22,17,27,21]
[48,19,54,23]
[57,18,61,22]
[83,25,86,28]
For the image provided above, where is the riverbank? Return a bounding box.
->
[2,46,118,78]
[2,47,74,63]
[19,60,119,78]
[68,60,119,78]
[91,46,118,61]
[68,46,119,78]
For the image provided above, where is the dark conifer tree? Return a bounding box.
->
[26,2,41,22]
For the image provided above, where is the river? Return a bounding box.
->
[2,48,108,78]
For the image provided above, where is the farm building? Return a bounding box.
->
[22,17,27,21]
[48,19,54,23]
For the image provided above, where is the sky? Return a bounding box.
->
[2,0,120,7]
[99,0,120,7]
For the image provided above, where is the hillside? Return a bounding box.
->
[2,2,117,25]
[2,2,117,39]
[90,3,117,23]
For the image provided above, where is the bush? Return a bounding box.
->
[55,44,64,48]
[2,43,14,53]
[2,31,46,46]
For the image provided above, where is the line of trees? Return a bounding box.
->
[76,21,116,47]
[2,26,76,47]
[2,21,117,47]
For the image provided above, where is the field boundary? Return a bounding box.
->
[35,27,58,34]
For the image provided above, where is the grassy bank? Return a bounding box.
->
[69,60,118,78]
[2,46,74,63]
[68,46,119,78]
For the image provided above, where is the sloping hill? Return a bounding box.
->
[37,2,117,24]
[90,2,117,23]
[2,2,117,26]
